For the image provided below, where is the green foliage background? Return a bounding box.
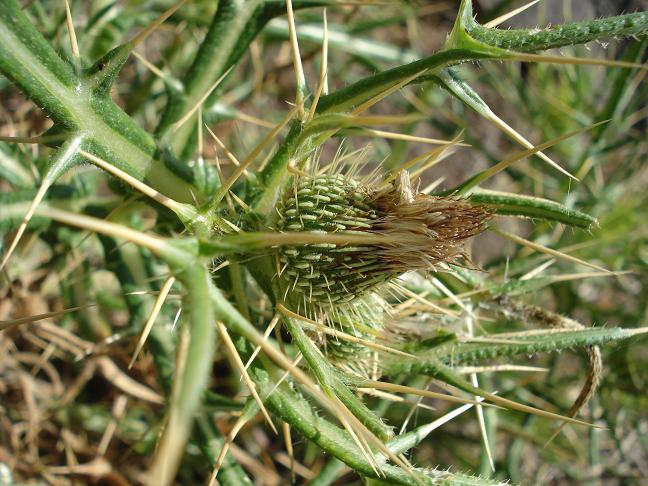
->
[0,0,647,485]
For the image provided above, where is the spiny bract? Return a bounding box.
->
[276,170,492,315]
[323,293,387,375]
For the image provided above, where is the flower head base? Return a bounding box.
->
[277,171,491,315]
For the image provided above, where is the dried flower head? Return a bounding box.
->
[277,171,492,314]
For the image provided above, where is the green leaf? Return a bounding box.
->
[384,327,647,373]
[468,10,648,53]
[469,189,597,228]
[0,144,36,188]
[258,369,506,486]
[0,2,197,203]
[315,48,494,115]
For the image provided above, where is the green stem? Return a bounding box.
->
[467,12,648,53]
[315,48,495,114]
[384,327,644,375]
[150,265,217,485]
[259,372,505,486]
[0,0,196,202]
[0,0,78,126]
[157,0,265,149]
[283,317,393,441]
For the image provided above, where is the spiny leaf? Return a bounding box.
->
[388,327,647,370]
[468,189,597,228]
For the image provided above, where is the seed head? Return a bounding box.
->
[277,171,491,314]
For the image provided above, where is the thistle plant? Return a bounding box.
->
[1,1,647,485]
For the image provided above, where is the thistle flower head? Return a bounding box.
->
[277,170,492,314]
[371,172,493,271]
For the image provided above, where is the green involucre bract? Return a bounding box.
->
[276,171,492,315]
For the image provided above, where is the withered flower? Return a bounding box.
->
[277,171,492,313]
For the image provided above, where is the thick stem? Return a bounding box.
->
[0,0,196,202]
[149,265,216,486]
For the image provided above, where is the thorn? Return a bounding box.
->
[355,128,469,146]
[287,164,310,177]
[128,276,176,369]
[265,354,303,398]
[244,314,280,371]
[230,109,274,128]
[456,365,549,374]
[79,150,196,221]
[402,398,483,438]
[465,312,495,472]
[484,0,541,28]
[212,260,231,273]
[282,422,296,483]
[130,0,187,48]
[277,304,413,358]
[420,177,445,194]
[520,259,556,280]
[548,270,631,283]
[455,121,608,195]
[206,104,297,208]
[63,0,80,67]
[347,113,428,126]
[0,180,50,273]
[486,109,578,181]
[359,388,437,411]
[408,135,463,181]
[431,278,472,316]
[237,313,417,482]
[514,53,648,71]
[216,322,278,434]
[132,51,167,80]
[171,307,182,331]
[381,142,457,187]
[30,205,169,255]
[388,283,459,317]
[307,9,328,122]
[228,191,250,212]
[208,412,250,485]
[197,108,204,158]
[0,305,95,332]
[205,127,241,166]
[97,395,128,456]
[493,228,611,273]
[174,66,233,131]
[360,380,498,408]
[0,134,67,144]
[285,0,307,119]
[441,370,600,427]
